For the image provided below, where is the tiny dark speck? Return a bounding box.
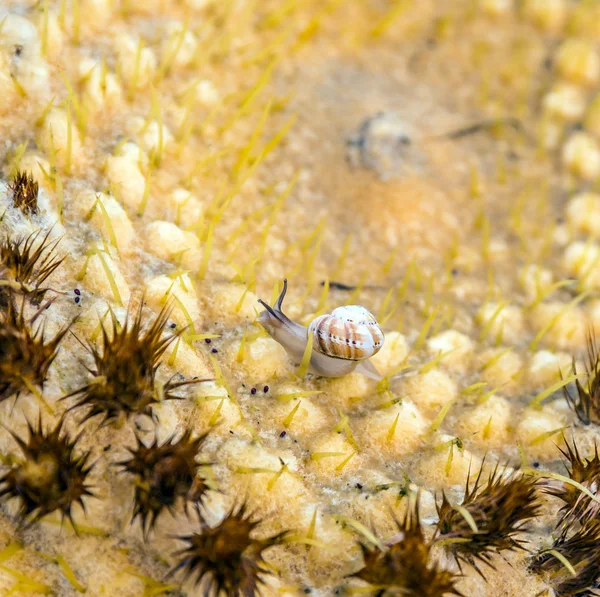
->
[74,288,81,296]
[356,483,363,489]
[533,461,540,468]
[251,388,257,395]
[74,297,80,304]
[211,348,218,353]
[103,444,111,452]
[451,268,459,277]
[280,431,286,438]
[170,323,176,329]
[263,385,269,393]
[205,338,212,344]
[229,430,234,434]
[14,45,22,57]
[303,590,311,594]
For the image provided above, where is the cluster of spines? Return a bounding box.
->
[0,415,94,530]
[351,495,463,597]
[563,331,600,425]
[0,297,69,404]
[62,299,199,427]
[170,503,285,597]
[531,520,600,597]
[530,438,600,595]
[545,439,600,527]
[0,221,288,595]
[434,459,541,577]
[7,170,39,216]
[117,429,212,538]
[0,228,64,307]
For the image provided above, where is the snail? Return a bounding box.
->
[257,279,384,380]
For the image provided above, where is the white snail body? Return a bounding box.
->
[257,280,384,380]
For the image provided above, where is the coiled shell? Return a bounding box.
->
[309,305,384,361]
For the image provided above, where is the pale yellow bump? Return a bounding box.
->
[223,440,310,525]
[543,81,587,123]
[129,116,173,157]
[322,372,373,410]
[143,221,200,266]
[402,368,457,415]
[477,302,524,344]
[0,14,49,99]
[562,241,600,289]
[206,283,260,324]
[165,339,212,381]
[419,440,483,486]
[77,245,130,305]
[478,348,522,395]
[530,300,587,350]
[522,0,566,31]
[427,329,473,374]
[562,132,600,180]
[566,192,600,238]
[160,21,198,71]
[77,58,122,111]
[35,6,63,61]
[194,382,243,434]
[145,273,201,328]
[191,79,220,107]
[556,38,600,87]
[116,34,156,90]
[454,395,513,449]
[358,398,428,459]
[76,191,135,254]
[38,107,82,172]
[166,188,204,226]
[226,336,291,380]
[80,0,114,28]
[519,264,554,303]
[262,394,328,438]
[348,474,435,539]
[528,350,574,390]
[105,152,146,212]
[369,331,409,375]
[308,432,361,478]
[516,407,568,460]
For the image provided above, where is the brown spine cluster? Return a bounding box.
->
[435,460,541,577]
[545,439,600,526]
[531,519,600,597]
[351,496,463,597]
[0,298,69,403]
[563,332,600,425]
[118,430,213,538]
[0,415,94,529]
[8,170,39,215]
[0,230,64,306]
[64,300,199,427]
[531,437,600,595]
[170,504,285,597]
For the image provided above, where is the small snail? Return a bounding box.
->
[257,279,384,379]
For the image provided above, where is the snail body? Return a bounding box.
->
[257,280,384,380]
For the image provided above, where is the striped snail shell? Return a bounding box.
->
[309,306,384,361]
[257,280,384,379]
